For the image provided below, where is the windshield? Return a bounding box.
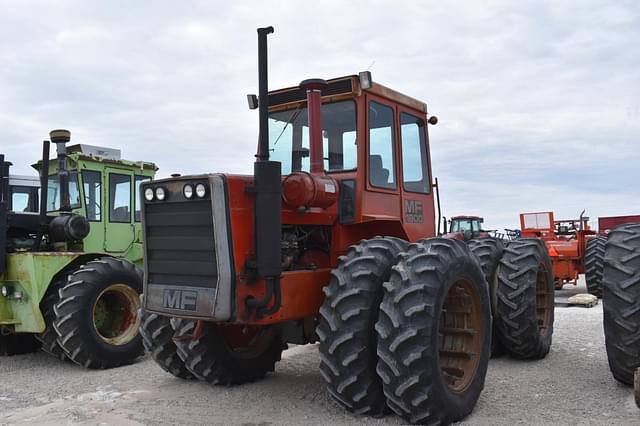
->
[268,100,357,174]
[47,172,81,212]
[450,219,473,233]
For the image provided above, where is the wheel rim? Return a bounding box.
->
[536,262,551,333]
[220,325,274,359]
[92,284,141,346]
[439,279,483,393]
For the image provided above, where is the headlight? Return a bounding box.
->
[183,184,194,199]
[195,183,206,198]
[144,188,155,201]
[155,187,166,201]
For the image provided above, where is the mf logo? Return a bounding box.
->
[163,289,198,311]
[404,199,424,223]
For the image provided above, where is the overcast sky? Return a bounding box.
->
[1,0,638,230]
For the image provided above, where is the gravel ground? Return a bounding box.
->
[1,277,637,425]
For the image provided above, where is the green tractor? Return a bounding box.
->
[0,129,157,368]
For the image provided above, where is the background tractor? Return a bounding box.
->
[139,27,554,425]
[0,130,156,368]
[442,215,490,241]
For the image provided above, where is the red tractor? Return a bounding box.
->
[442,215,490,241]
[138,27,554,425]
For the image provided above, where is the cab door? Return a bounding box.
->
[397,107,435,240]
[104,168,135,253]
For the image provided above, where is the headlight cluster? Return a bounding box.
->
[144,186,167,201]
[183,183,207,199]
[144,183,207,201]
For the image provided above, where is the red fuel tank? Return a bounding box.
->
[282,172,338,209]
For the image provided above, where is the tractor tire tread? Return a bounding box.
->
[317,236,408,416]
[495,238,554,359]
[603,223,640,385]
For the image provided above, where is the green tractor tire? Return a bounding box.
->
[53,257,144,369]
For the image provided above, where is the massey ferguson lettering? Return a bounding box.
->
[163,289,198,311]
[405,199,424,223]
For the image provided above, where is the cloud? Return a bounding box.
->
[0,0,638,231]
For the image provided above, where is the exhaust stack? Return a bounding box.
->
[247,26,282,318]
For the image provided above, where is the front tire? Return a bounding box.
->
[36,275,72,360]
[317,236,407,416]
[53,257,144,369]
[375,239,491,425]
[602,223,640,385]
[495,238,554,359]
[140,310,193,379]
[585,236,606,298]
[173,319,286,385]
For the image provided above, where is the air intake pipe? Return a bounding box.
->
[50,129,72,212]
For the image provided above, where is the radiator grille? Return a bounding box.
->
[144,200,217,288]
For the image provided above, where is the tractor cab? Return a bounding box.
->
[33,144,157,263]
[7,175,40,213]
[444,215,488,241]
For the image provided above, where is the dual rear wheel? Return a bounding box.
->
[319,236,554,424]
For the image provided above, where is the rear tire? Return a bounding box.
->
[602,223,640,385]
[140,310,193,379]
[53,257,144,369]
[376,239,491,425]
[468,237,505,357]
[317,236,407,416]
[495,238,554,359]
[0,333,41,356]
[173,319,286,385]
[585,236,606,298]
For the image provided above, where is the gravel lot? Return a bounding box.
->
[1,277,637,425]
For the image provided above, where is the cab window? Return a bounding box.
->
[400,113,430,193]
[109,173,131,223]
[268,100,357,174]
[134,175,150,222]
[9,186,38,212]
[82,170,102,221]
[368,101,396,189]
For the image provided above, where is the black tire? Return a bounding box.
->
[602,223,640,385]
[585,236,606,298]
[468,237,505,357]
[53,257,144,369]
[317,236,408,416]
[635,368,640,408]
[376,238,491,425]
[173,319,286,385]
[495,238,554,359]
[35,276,71,360]
[0,333,41,356]
[140,310,193,379]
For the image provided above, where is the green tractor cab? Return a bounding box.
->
[0,130,157,368]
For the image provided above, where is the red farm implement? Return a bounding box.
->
[519,211,595,290]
